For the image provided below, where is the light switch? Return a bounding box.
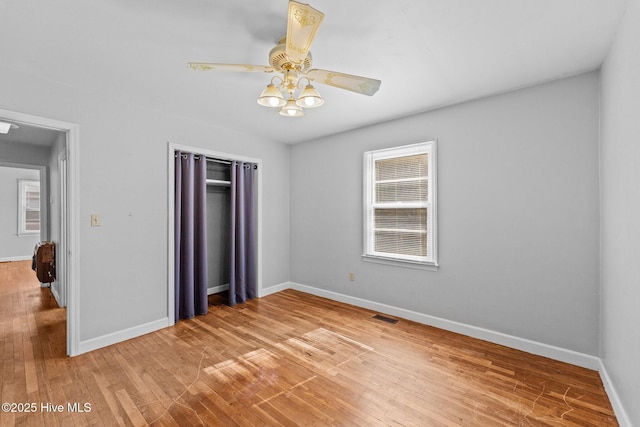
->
[90,214,101,227]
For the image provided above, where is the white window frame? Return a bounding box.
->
[363,141,438,270]
[18,179,41,236]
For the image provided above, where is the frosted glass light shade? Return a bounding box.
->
[279,98,304,117]
[257,84,286,108]
[0,121,13,134]
[296,85,324,108]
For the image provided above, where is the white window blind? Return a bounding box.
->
[364,142,437,267]
[19,180,41,235]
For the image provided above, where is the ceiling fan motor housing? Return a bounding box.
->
[269,42,313,73]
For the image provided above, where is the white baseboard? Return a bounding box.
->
[286,281,601,370]
[259,281,290,298]
[77,281,287,355]
[283,282,636,424]
[0,255,33,262]
[50,282,62,307]
[208,283,229,295]
[71,281,629,425]
[78,318,170,355]
[598,360,632,427]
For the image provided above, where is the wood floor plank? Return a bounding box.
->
[0,261,618,426]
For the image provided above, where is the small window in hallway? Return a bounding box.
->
[18,179,40,235]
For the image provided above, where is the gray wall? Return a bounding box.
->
[0,166,40,259]
[601,0,640,424]
[290,72,600,355]
[0,72,290,345]
[206,185,230,289]
[0,141,52,244]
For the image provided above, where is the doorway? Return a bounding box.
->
[167,143,263,325]
[0,108,80,356]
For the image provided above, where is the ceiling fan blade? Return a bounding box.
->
[187,62,275,73]
[285,1,325,66]
[306,69,382,96]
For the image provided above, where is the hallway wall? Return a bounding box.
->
[0,166,40,260]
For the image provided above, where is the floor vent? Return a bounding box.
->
[372,314,399,324]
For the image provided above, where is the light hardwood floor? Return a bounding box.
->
[1,260,617,426]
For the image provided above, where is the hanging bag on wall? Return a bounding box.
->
[34,241,56,283]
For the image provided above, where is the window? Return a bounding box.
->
[18,179,40,235]
[363,141,438,268]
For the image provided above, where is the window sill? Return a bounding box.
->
[362,254,439,271]
[18,232,40,237]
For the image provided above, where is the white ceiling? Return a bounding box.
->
[0,0,630,145]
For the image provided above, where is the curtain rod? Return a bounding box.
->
[174,154,230,164]
[175,153,258,169]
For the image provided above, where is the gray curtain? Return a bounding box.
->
[229,160,256,306]
[175,151,208,320]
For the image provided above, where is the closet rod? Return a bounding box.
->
[203,157,231,165]
[206,179,231,187]
[205,156,258,169]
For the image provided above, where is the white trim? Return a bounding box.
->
[363,140,438,267]
[598,360,633,427]
[277,282,633,422]
[17,179,41,236]
[285,281,601,370]
[0,255,33,262]
[167,144,175,325]
[67,125,80,356]
[78,318,170,355]
[50,281,62,307]
[259,281,291,297]
[362,254,439,271]
[207,284,229,295]
[56,150,68,308]
[168,143,263,326]
[0,108,81,357]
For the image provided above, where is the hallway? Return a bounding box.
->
[0,260,69,424]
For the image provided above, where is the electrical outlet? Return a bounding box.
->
[90,214,101,227]
[349,272,355,281]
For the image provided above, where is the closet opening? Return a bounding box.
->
[168,144,262,325]
[205,156,259,307]
[205,158,232,304]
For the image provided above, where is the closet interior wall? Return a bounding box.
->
[205,160,231,294]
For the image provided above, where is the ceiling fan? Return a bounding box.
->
[188,1,382,117]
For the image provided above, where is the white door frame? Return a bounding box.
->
[57,150,68,308]
[167,142,263,325]
[0,108,80,356]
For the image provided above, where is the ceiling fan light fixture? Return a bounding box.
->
[296,84,324,108]
[188,1,381,118]
[0,121,18,134]
[257,83,286,108]
[280,98,304,117]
